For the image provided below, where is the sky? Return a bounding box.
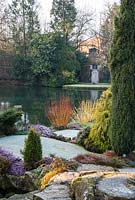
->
[38,0,120,26]
[7,0,120,29]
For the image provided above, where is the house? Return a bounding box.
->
[78,36,110,83]
[78,36,101,55]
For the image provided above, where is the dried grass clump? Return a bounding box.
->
[73,100,96,124]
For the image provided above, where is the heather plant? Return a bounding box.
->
[48,96,73,129]
[0,148,25,176]
[73,100,96,124]
[31,124,54,138]
[84,89,112,153]
[22,129,42,169]
[0,108,22,135]
[73,153,125,168]
[0,156,11,174]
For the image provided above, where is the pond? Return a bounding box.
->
[0,86,104,125]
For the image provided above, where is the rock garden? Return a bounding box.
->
[0,88,135,200]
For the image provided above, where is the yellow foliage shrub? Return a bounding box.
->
[84,89,112,153]
[40,158,67,189]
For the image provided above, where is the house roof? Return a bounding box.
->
[78,36,102,54]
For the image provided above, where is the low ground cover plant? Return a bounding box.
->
[73,152,126,168]
[31,124,54,137]
[0,148,25,176]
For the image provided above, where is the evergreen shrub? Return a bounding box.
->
[22,129,42,169]
[0,108,22,135]
[110,0,135,155]
[76,126,91,146]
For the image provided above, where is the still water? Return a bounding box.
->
[0,86,103,125]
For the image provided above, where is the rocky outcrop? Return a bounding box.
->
[33,184,72,200]
[71,171,135,200]
[0,174,36,198]
[96,172,135,200]
[1,164,135,200]
[77,164,114,172]
[0,191,38,200]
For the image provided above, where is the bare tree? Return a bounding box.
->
[99,2,120,66]
[0,0,13,53]
[71,9,95,48]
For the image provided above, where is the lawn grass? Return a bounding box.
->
[63,83,111,90]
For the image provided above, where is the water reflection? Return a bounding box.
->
[0,86,104,125]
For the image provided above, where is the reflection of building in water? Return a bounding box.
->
[91,90,99,101]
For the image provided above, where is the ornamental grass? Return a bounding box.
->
[73,100,96,124]
[48,96,73,129]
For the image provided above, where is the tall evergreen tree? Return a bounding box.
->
[8,0,40,79]
[8,0,40,56]
[110,0,135,155]
[50,0,77,42]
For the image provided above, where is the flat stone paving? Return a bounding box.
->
[0,135,89,159]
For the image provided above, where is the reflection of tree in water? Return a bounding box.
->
[0,86,104,125]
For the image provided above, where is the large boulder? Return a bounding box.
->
[71,171,135,200]
[97,172,135,200]
[0,174,36,198]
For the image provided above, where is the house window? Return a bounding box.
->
[89,48,97,54]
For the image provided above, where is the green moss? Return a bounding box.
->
[71,176,95,200]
